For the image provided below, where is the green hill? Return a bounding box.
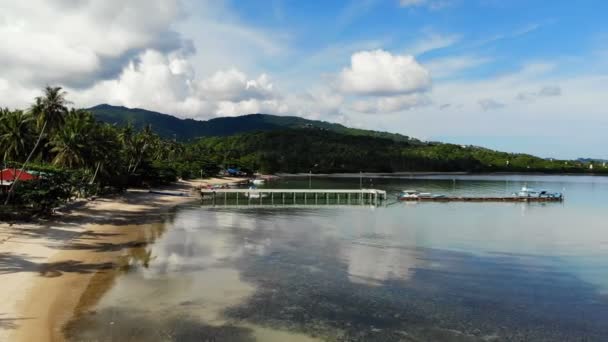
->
[88,104,419,143]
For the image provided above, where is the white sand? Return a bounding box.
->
[0,180,199,341]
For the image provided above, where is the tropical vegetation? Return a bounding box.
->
[1,86,605,218]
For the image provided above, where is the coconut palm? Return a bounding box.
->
[0,109,34,163]
[5,86,69,205]
[49,109,93,168]
[129,124,155,175]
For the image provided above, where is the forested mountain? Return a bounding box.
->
[191,129,592,174]
[89,104,419,143]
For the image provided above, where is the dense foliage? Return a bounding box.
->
[90,104,420,143]
[2,87,605,218]
[0,87,218,216]
[192,129,607,175]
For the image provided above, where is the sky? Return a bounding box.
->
[1,0,607,159]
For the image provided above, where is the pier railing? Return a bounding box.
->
[200,188,387,207]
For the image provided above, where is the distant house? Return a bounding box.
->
[0,168,38,186]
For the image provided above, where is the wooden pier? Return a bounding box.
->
[200,188,387,206]
[399,196,563,203]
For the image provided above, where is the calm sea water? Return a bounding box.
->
[67,175,608,341]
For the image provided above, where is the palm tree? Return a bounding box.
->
[129,124,155,175]
[0,109,34,163]
[5,86,69,205]
[49,109,92,168]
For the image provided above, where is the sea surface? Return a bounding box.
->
[66,175,608,341]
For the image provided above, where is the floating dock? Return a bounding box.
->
[399,196,563,202]
[200,188,387,206]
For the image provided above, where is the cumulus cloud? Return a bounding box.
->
[287,91,344,120]
[0,0,188,88]
[351,94,430,113]
[198,69,275,102]
[478,98,505,111]
[71,50,287,119]
[337,50,431,96]
[336,50,431,114]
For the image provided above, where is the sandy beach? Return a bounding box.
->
[0,177,243,341]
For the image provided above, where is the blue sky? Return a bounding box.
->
[1,0,607,158]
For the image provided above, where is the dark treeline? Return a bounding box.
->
[193,129,605,175]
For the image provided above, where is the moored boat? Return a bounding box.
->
[514,186,562,200]
[398,190,445,200]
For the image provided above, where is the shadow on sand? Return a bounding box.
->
[0,314,31,330]
[0,253,114,278]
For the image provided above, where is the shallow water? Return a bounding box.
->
[66,175,608,341]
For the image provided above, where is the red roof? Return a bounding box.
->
[0,168,37,181]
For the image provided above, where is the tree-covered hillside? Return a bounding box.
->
[190,129,599,174]
[89,104,419,143]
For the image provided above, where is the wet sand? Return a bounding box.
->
[0,178,240,341]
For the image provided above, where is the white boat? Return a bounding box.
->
[514,186,562,199]
[398,190,444,200]
[244,186,268,199]
[251,179,265,185]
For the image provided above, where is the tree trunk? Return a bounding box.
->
[4,120,47,205]
[90,161,101,185]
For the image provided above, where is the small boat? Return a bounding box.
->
[244,186,268,199]
[398,190,444,200]
[251,179,265,185]
[514,186,562,199]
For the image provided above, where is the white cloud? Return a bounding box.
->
[352,94,430,113]
[424,55,491,78]
[198,69,275,102]
[286,91,344,120]
[516,85,562,102]
[337,50,431,96]
[478,98,505,111]
[71,50,287,119]
[539,85,562,97]
[405,32,461,55]
[0,0,186,88]
[335,50,431,114]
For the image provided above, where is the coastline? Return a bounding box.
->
[278,171,607,177]
[0,177,241,341]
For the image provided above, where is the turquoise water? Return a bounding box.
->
[67,175,608,341]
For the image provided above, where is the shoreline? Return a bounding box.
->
[277,171,607,177]
[0,177,241,341]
